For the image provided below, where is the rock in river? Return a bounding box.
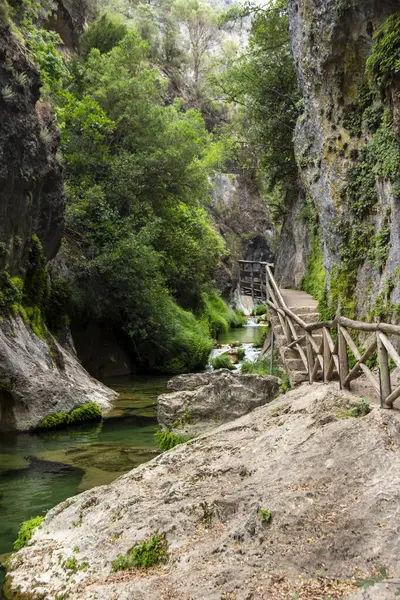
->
[157,369,280,434]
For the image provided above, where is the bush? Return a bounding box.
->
[155,430,191,451]
[80,12,128,58]
[112,533,168,571]
[236,347,245,361]
[348,398,371,418]
[14,516,44,550]
[253,304,267,316]
[210,354,236,370]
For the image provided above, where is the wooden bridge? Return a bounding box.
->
[238,260,400,409]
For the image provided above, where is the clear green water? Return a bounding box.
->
[217,324,266,345]
[0,375,168,558]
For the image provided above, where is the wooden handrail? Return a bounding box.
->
[238,259,400,410]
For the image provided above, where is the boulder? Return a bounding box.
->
[0,315,116,432]
[158,369,280,434]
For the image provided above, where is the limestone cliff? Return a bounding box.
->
[210,172,274,298]
[285,0,400,322]
[0,21,114,431]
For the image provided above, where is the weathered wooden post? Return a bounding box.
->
[238,261,242,297]
[306,338,314,384]
[270,329,274,375]
[323,328,330,383]
[338,324,349,389]
[377,332,392,408]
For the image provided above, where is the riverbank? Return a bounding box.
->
[0,376,169,558]
[6,383,400,600]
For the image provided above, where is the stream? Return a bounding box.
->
[0,321,264,570]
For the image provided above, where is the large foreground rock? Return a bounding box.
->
[157,370,280,434]
[6,384,400,599]
[0,315,116,432]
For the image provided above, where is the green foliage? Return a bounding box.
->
[242,356,291,392]
[210,354,236,370]
[14,516,44,550]
[112,533,168,571]
[155,430,191,451]
[215,0,300,222]
[367,11,400,91]
[300,234,326,307]
[348,398,371,418]
[201,293,243,337]
[68,402,102,424]
[0,272,23,315]
[257,508,271,523]
[236,347,245,361]
[80,12,128,58]
[253,326,268,349]
[253,304,267,316]
[36,402,102,430]
[23,235,49,308]
[172,412,195,428]
[46,278,72,333]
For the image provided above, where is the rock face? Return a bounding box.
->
[157,370,280,434]
[6,384,400,599]
[284,0,400,319]
[0,23,116,430]
[209,173,275,298]
[0,315,115,432]
[0,22,65,273]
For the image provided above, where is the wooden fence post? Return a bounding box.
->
[338,325,349,389]
[251,264,255,304]
[306,338,314,384]
[377,332,392,408]
[323,328,330,383]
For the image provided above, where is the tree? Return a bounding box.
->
[173,0,219,87]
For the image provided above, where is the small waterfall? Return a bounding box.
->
[207,317,265,372]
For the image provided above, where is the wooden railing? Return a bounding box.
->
[239,260,400,409]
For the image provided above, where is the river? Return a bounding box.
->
[0,322,263,569]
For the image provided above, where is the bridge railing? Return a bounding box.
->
[239,260,400,409]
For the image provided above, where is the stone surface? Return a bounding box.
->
[0,22,65,273]
[6,384,400,599]
[285,0,400,317]
[158,370,280,434]
[0,315,116,432]
[209,173,274,298]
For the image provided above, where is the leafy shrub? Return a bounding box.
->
[231,309,247,328]
[155,430,191,451]
[0,272,23,314]
[253,304,267,316]
[210,354,236,370]
[366,12,400,90]
[14,516,44,550]
[80,12,128,58]
[112,533,168,571]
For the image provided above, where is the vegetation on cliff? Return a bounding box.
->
[0,0,249,375]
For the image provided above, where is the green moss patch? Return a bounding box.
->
[112,533,168,572]
[36,402,102,430]
[14,516,44,551]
